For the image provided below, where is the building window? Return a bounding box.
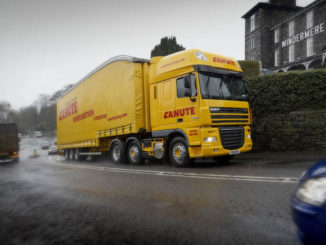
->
[307,10,313,29]
[289,45,294,62]
[307,38,313,57]
[250,14,255,32]
[250,36,255,50]
[289,20,295,37]
[274,28,280,43]
[275,49,280,67]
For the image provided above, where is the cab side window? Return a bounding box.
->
[176,74,197,98]
[177,77,187,98]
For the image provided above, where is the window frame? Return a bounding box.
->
[307,10,313,29]
[250,36,255,50]
[274,48,280,67]
[289,20,295,37]
[289,45,295,62]
[274,28,280,44]
[176,74,197,99]
[307,37,313,57]
[250,14,255,32]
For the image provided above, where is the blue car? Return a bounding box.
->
[291,159,326,245]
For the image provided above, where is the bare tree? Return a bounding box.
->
[0,101,11,123]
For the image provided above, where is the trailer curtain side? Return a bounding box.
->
[57,60,148,148]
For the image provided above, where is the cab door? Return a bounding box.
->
[175,73,200,130]
[157,78,177,130]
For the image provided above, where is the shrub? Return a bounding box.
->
[238,60,260,77]
[247,69,326,116]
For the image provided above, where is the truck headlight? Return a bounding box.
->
[204,137,217,143]
[296,178,326,206]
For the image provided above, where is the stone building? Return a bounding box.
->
[243,0,326,71]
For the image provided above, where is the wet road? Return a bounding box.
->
[1,138,325,245]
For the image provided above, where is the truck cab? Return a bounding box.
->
[149,50,252,166]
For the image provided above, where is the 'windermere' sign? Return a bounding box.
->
[281,23,324,48]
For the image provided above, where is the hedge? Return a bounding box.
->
[238,60,260,77]
[247,69,326,116]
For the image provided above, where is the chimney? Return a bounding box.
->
[269,0,296,7]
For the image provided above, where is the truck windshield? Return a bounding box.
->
[198,72,248,101]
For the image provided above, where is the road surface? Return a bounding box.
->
[0,137,324,245]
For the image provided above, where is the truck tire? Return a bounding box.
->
[213,155,234,164]
[169,137,191,167]
[64,149,70,160]
[127,139,144,165]
[74,148,83,161]
[110,141,125,164]
[70,149,75,160]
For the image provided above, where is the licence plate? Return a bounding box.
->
[229,150,240,155]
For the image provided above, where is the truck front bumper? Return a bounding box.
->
[188,143,252,158]
[188,126,252,158]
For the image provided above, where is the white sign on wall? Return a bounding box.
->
[281,23,324,48]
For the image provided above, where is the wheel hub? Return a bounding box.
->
[173,144,186,161]
[112,146,120,161]
[129,145,139,161]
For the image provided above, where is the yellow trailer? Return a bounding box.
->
[57,50,252,166]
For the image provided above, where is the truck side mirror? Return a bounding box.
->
[184,89,191,97]
[184,75,191,89]
[185,74,196,102]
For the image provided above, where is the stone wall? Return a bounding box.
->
[252,110,326,151]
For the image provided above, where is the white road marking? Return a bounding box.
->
[40,157,300,184]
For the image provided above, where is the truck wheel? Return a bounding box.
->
[74,148,81,161]
[127,140,144,165]
[70,149,75,160]
[110,141,124,164]
[213,155,234,164]
[64,149,70,160]
[169,137,191,167]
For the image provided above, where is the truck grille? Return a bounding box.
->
[219,127,244,150]
[210,107,249,124]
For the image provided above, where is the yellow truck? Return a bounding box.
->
[57,49,252,167]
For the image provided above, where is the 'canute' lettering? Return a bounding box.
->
[164,107,195,119]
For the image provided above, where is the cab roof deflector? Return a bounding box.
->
[194,65,244,78]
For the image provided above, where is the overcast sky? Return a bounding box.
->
[0,0,314,109]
